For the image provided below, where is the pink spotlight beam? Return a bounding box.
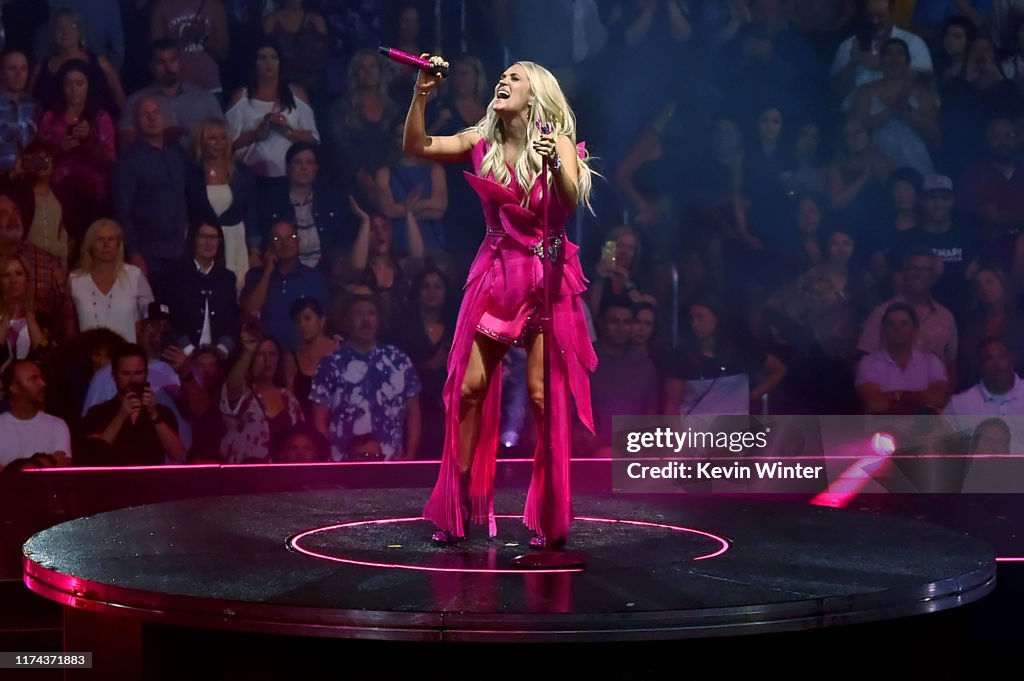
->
[811,432,897,509]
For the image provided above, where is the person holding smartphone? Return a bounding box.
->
[80,343,186,466]
[225,39,319,183]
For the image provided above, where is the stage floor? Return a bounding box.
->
[22,489,995,643]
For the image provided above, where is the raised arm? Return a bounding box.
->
[403,54,481,163]
[226,332,257,405]
[405,210,425,259]
[349,196,371,271]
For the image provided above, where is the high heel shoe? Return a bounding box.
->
[432,529,463,544]
[430,474,473,544]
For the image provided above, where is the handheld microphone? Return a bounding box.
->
[378,46,449,77]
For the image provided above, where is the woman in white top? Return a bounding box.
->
[70,218,153,342]
[225,40,319,180]
[187,118,259,292]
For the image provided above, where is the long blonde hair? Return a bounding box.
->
[0,252,31,315]
[75,219,125,276]
[474,61,594,211]
[194,118,237,181]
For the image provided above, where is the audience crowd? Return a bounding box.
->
[4,0,1024,470]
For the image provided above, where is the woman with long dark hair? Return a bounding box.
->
[664,298,786,416]
[226,40,319,181]
[30,9,125,114]
[37,59,116,244]
[393,266,456,458]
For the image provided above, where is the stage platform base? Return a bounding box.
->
[23,489,995,648]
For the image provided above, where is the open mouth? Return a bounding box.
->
[496,88,511,100]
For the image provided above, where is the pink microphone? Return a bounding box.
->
[378,46,449,77]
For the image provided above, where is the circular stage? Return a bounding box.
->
[23,490,996,642]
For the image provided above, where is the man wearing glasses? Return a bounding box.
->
[241,220,328,351]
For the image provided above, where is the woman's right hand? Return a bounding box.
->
[349,195,370,223]
[255,118,272,141]
[414,54,448,94]
[262,251,278,274]
[240,329,260,353]
[60,136,80,151]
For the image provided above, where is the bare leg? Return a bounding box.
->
[459,333,508,475]
[525,332,546,425]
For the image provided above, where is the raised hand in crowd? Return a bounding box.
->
[162,345,190,378]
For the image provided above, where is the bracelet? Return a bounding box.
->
[551,154,562,172]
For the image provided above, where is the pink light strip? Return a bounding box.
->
[28,453,1024,473]
[572,516,730,560]
[289,515,731,573]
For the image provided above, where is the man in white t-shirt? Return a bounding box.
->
[831,0,933,107]
[0,360,71,468]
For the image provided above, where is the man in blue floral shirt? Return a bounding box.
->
[311,295,421,460]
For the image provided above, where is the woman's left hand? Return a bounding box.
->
[532,134,558,164]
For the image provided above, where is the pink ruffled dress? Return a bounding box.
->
[422,138,597,543]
